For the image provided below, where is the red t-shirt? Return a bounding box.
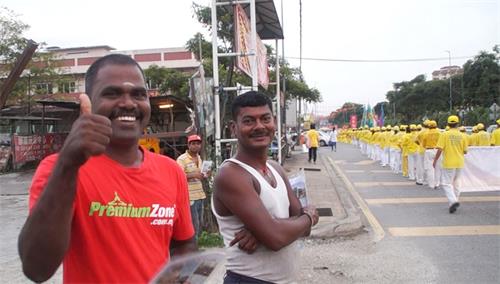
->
[29,149,194,283]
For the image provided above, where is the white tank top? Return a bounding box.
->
[211,158,299,284]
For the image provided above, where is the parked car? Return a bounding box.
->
[318,130,331,147]
[301,130,331,147]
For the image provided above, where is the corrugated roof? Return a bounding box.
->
[236,0,284,40]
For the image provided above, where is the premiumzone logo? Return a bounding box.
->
[88,192,175,226]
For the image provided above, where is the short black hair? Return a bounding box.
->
[84,54,145,96]
[310,123,316,129]
[231,91,273,120]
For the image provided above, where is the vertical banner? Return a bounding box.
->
[350,115,357,128]
[234,4,269,89]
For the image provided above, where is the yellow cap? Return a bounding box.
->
[497,118,500,125]
[381,126,386,131]
[393,126,400,131]
[472,126,477,132]
[459,126,466,132]
[447,115,459,124]
[476,123,485,130]
[445,126,450,131]
[428,120,437,128]
[423,119,430,127]
[410,124,417,130]
[417,124,422,130]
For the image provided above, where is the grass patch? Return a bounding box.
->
[197,231,224,248]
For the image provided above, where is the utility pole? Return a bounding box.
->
[445,50,452,113]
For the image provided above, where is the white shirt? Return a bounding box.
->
[329,130,338,142]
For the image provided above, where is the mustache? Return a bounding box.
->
[109,109,142,120]
[249,131,270,138]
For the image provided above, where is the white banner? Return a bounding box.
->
[457,146,500,192]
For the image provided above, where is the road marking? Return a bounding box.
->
[371,170,393,173]
[366,196,500,204]
[353,160,376,165]
[389,225,500,237]
[344,170,395,174]
[327,157,385,242]
[354,181,415,187]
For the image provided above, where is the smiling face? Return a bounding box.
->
[90,64,150,145]
[231,105,276,151]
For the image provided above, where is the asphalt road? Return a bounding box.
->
[326,143,500,283]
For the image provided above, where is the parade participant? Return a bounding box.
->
[469,126,478,146]
[213,91,319,283]
[414,123,427,185]
[474,123,491,146]
[433,115,468,213]
[405,124,419,181]
[422,120,441,189]
[389,126,402,173]
[491,119,500,146]
[380,126,391,167]
[177,134,210,239]
[18,54,196,283]
[400,125,409,177]
[306,123,320,163]
[329,126,338,151]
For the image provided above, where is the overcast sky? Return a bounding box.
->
[3,0,498,115]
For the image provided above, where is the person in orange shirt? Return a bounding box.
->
[433,115,468,214]
[18,54,196,283]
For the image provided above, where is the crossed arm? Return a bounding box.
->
[213,161,318,252]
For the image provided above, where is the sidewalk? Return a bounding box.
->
[205,149,364,283]
[283,148,364,238]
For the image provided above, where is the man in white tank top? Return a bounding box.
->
[213,91,319,284]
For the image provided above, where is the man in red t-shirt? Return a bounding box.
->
[18,54,196,283]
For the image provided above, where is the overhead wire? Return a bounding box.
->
[285,55,474,63]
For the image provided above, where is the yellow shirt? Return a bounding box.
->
[468,133,477,146]
[475,131,490,146]
[436,129,468,169]
[307,129,320,148]
[176,151,206,201]
[491,128,500,146]
[415,129,427,154]
[421,129,441,149]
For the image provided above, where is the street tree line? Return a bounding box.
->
[330,46,499,128]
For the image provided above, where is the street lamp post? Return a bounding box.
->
[445,50,452,113]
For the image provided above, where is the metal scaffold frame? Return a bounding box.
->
[211,0,284,166]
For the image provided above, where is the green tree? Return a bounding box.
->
[186,3,321,104]
[1,7,72,108]
[462,47,500,108]
[143,65,190,98]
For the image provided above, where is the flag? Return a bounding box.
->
[379,104,385,126]
[366,104,374,127]
[361,104,367,127]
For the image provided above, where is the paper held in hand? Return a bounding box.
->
[201,161,213,175]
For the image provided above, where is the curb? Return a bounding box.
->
[309,156,364,238]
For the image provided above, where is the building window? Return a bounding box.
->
[59,81,76,93]
[34,83,53,94]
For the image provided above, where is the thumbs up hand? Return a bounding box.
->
[79,93,92,115]
[58,94,112,168]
